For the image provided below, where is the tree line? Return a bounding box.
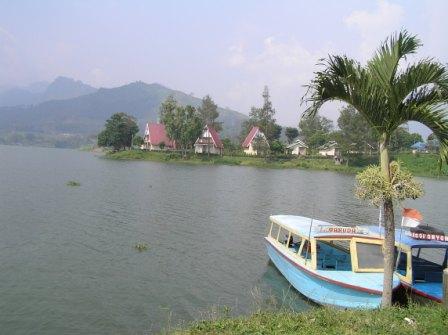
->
[97,94,222,152]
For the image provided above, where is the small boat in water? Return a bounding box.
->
[393,226,447,302]
[265,215,401,309]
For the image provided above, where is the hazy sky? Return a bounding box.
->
[1,0,447,134]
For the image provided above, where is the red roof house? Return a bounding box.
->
[143,122,175,150]
[241,126,268,155]
[194,124,223,155]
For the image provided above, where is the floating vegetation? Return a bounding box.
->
[66,180,81,187]
[134,243,149,252]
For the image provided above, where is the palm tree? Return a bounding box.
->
[302,30,448,307]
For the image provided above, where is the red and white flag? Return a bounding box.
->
[401,208,423,227]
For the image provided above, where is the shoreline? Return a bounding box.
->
[171,304,447,334]
[105,150,448,179]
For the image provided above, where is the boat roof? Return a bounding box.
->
[270,215,448,247]
[367,226,448,248]
[270,215,380,239]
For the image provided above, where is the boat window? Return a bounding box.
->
[316,240,352,271]
[411,247,447,283]
[394,248,407,276]
[356,242,384,270]
[288,233,302,253]
[278,227,290,244]
[270,222,280,239]
[300,240,312,260]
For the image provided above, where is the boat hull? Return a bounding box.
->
[401,282,443,303]
[266,241,382,309]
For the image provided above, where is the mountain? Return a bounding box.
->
[0,81,247,147]
[0,77,96,107]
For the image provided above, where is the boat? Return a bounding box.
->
[369,208,448,303]
[265,215,401,309]
[393,226,447,302]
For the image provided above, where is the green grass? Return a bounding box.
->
[172,304,447,335]
[66,180,81,187]
[105,150,448,178]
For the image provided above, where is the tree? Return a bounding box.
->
[270,139,285,155]
[298,114,333,148]
[132,135,143,147]
[97,113,139,151]
[252,135,270,157]
[285,127,299,144]
[241,86,280,143]
[198,95,222,132]
[337,105,378,152]
[160,100,203,157]
[222,138,238,154]
[390,127,423,151]
[303,30,448,307]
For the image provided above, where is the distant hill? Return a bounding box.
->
[0,81,247,147]
[0,77,96,107]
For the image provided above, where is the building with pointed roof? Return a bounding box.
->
[241,126,268,155]
[194,124,223,155]
[286,138,308,156]
[143,122,175,150]
[318,141,340,157]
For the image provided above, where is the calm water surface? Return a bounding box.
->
[0,145,447,334]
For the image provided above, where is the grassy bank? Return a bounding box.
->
[173,304,447,335]
[106,150,448,178]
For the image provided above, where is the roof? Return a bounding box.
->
[205,124,223,148]
[367,226,448,248]
[242,126,262,148]
[411,142,427,149]
[318,141,339,150]
[286,138,308,149]
[270,215,379,239]
[147,123,174,147]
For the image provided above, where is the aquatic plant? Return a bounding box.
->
[66,180,81,187]
[134,243,149,252]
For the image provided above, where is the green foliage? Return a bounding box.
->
[355,161,423,207]
[241,86,280,143]
[390,127,423,151]
[160,96,203,155]
[303,30,448,166]
[298,114,333,148]
[270,140,285,155]
[285,127,299,144]
[252,135,270,157]
[97,112,139,151]
[66,180,81,187]
[132,135,143,147]
[197,95,222,132]
[174,304,448,335]
[337,105,378,152]
[134,243,149,252]
[106,150,448,178]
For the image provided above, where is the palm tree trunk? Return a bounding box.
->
[379,134,395,307]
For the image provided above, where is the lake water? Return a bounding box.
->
[0,145,447,334]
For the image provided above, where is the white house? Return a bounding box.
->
[241,126,269,155]
[287,138,308,156]
[194,125,223,155]
[318,141,340,157]
[143,123,175,150]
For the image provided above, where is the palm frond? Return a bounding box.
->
[368,30,421,90]
[302,55,387,131]
[394,59,448,102]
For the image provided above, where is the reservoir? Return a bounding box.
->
[0,145,447,334]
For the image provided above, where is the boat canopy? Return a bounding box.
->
[367,226,448,248]
[270,215,379,239]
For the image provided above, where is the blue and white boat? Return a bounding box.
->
[392,227,448,302]
[265,215,401,309]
